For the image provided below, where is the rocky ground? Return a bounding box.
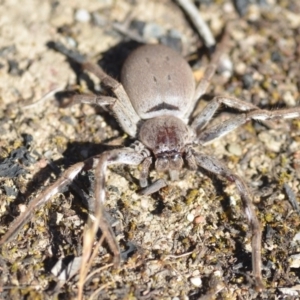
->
[0,0,300,299]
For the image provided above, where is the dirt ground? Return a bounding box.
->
[0,0,300,299]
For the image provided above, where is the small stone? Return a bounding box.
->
[293,232,300,243]
[283,91,296,106]
[56,212,64,224]
[248,4,261,22]
[271,51,282,63]
[4,186,17,197]
[38,239,48,248]
[213,270,222,277]
[258,131,282,153]
[235,62,246,75]
[141,198,149,209]
[289,254,300,268]
[190,276,202,287]
[242,73,254,89]
[229,195,237,207]
[19,204,27,213]
[187,213,194,222]
[75,9,91,23]
[279,287,299,296]
[227,142,242,156]
[194,215,205,224]
[233,0,250,16]
[143,23,165,40]
[92,12,108,27]
[130,20,146,35]
[160,29,183,53]
[66,36,77,48]
[217,54,233,78]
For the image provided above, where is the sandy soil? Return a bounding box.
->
[0,0,300,299]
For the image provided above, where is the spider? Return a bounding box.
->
[1,38,300,291]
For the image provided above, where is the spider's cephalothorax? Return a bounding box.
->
[2,42,300,291]
[139,115,193,175]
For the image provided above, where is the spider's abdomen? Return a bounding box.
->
[121,44,195,120]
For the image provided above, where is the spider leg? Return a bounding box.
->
[192,151,264,290]
[51,42,140,137]
[90,149,144,265]
[191,96,263,131]
[140,179,167,195]
[0,149,144,267]
[198,106,300,145]
[184,25,230,119]
[139,157,152,188]
[138,157,169,195]
[69,93,139,137]
[0,156,95,246]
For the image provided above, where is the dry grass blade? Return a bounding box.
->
[174,0,215,48]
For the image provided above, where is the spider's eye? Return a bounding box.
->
[155,156,169,172]
[169,154,183,170]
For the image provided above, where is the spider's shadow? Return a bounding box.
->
[47,41,142,125]
[47,40,144,134]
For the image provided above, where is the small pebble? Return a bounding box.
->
[258,131,282,153]
[227,142,242,156]
[242,73,254,89]
[271,51,282,63]
[289,254,300,268]
[217,54,233,78]
[247,4,261,22]
[19,204,27,213]
[213,270,222,277]
[233,0,250,16]
[4,186,17,197]
[229,195,237,207]
[160,29,183,53]
[283,91,296,106]
[130,20,145,35]
[92,12,107,27]
[66,37,77,48]
[56,212,64,224]
[8,59,22,76]
[235,62,247,75]
[143,22,165,40]
[190,276,202,287]
[278,287,299,296]
[75,9,91,23]
[194,215,205,224]
[187,213,195,222]
[141,198,149,209]
[293,232,300,243]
